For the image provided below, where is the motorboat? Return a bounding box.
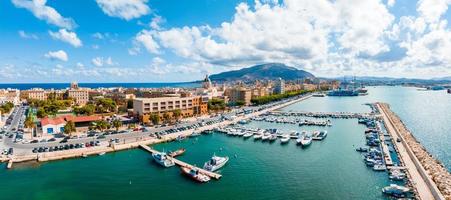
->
[168,148,186,157]
[382,184,410,197]
[243,132,253,138]
[280,135,290,144]
[261,133,271,141]
[253,134,262,140]
[373,164,387,171]
[312,131,327,140]
[181,166,211,183]
[300,133,312,146]
[203,154,229,172]
[152,152,175,168]
[268,134,278,142]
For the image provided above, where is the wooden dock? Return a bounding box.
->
[139,144,222,180]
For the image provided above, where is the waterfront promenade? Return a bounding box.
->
[1,94,312,168]
[377,103,448,200]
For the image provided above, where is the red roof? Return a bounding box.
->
[41,117,66,126]
[41,115,102,126]
[63,115,101,123]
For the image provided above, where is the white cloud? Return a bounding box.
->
[417,0,451,24]
[133,30,160,54]
[91,57,116,67]
[95,0,150,20]
[11,0,76,29]
[18,30,38,39]
[49,29,82,47]
[387,0,395,7]
[150,15,164,30]
[44,50,68,62]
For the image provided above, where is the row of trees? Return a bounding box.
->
[0,102,14,114]
[73,98,117,116]
[208,98,226,112]
[251,90,309,105]
[29,99,74,118]
[147,109,182,125]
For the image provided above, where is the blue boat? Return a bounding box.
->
[327,89,359,96]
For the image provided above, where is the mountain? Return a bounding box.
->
[209,63,315,82]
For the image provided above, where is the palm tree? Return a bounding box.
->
[163,112,171,124]
[24,114,35,137]
[112,119,122,132]
[94,120,108,132]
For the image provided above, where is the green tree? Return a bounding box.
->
[150,114,160,125]
[63,120,76,136]
[235,100,246,107]
[173,109,182,121]
[208,98,226,112]
[93,120,109,132]
[162,112,171,124]
[36,107,47,118]
[24,114,35,134]
[96,98,117,113]
[112,119,122,131]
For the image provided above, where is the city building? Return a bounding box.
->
[41,115,102,135]
[224,87,252,105]
[133,95,208,124]
[0,89,20,105]
[273,78,285,94]
[67,82,89,105]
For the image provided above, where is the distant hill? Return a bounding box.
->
[209,63,315,82]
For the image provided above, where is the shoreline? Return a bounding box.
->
[1,94,312,168]
[377,103,450,200]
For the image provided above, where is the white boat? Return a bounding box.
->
[236,131,245,137]
[269,134,278,141]
[373,164,387,171]
[203,154,229,172]
[382,184,410,197]
[261,133,271,141]
[243,132,253,138]
[152,152,175,168]
[181,166,210,183]
[98,152,106,156]
[312,130,327,140]
[300,134,312,146]
[280,135,290,144]
[253,134,262,140]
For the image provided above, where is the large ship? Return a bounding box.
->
[327,88,359,96]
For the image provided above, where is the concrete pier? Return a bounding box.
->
[270,111,373,119]
[377,103,448,200]
[139,144,222,179]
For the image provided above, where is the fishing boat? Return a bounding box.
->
[280,135,290,144]
[382,184,410,197]
[168,148,186,157]
[300,133,312,146]
[203,154,229,172]
[152,152,175,167]
[180,166,211,183]
[373,164,387,171]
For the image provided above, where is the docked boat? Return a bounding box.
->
[373,164,387,171]
[168,148,186,157]
[300,134,312,146]
[203,154,229,172]
[253,133,263,140]
[312,93,326,97]
[98,152,106,156]
[189,132,201,137]
[280,135,290,144]
[261,133,271,141]
[312,131,327,140]
[243,132,253,138]
[181,166,211,183]
[268,134,278,142]
[355,147,369,152]
[389,169,406,181]
[152,152,175,167]
[382,184,410,197]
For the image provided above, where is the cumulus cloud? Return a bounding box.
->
[11,0,76,29]
[133,30,160,54]
[417,0,451,24]
[49,29,82,47]
[18,30,38,39]
[95,0,150,20]
[44,50,68,62]
[91,57,116,67]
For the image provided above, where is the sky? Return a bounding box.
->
[0,0,450,83]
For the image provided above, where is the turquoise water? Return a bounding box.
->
[0,86,448,199]
[0,119,390,200]
[281,86,451,170]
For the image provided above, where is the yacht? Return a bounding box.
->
[181,166,211,183]
[203,154,229,172]
[152,152,175,168]
[261,133,271,141]
[382,184,410,197]
[312,130,327,140]
[300,133,312,146]
[280,134,290,144]
[373,164,387,171]
[269,134,278,142]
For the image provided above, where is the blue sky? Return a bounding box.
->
[0,0,450,83]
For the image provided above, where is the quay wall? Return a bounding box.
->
[379,103,450,200]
